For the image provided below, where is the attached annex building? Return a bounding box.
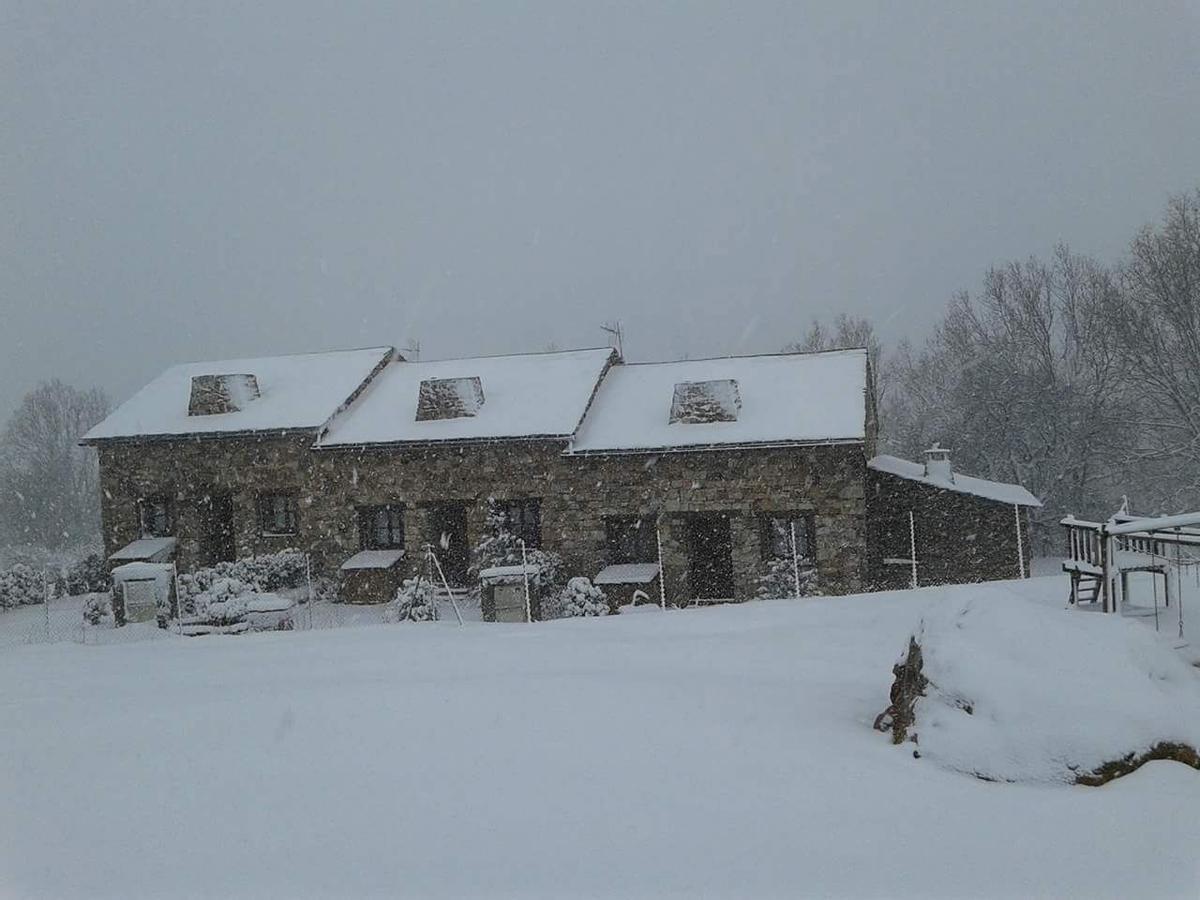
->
[82,345,1040,606]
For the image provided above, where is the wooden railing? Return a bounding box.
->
[1062,517,1102,569]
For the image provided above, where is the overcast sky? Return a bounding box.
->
[3,1,1198,421]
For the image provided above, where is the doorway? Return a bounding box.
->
[200,493,236,566]
[428,503,470,586]
[685,514,735,601]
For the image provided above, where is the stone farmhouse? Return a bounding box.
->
[81,345,1040,609]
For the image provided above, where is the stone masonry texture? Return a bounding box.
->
[96,436,871,603]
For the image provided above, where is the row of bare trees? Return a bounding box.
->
[801,189,1200,550]
[0,381,110,552]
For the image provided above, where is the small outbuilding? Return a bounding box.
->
[593,563,661,609]
[111,561,176,626]
[480,564,542,622]
[339,549,406,604]
[866,446,1041,590]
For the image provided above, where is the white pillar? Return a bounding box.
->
[520,539,532,623]
[1014,504,1026,579]
[908,511,918,590]
[790,521,801,598]
[655,517,667,610]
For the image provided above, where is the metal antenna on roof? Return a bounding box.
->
[601,321,624,359]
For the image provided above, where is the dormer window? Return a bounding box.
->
[416,377,485,421]
[188,374,260,416]
[669,379,740,424]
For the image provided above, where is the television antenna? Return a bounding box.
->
[601,321,624,358]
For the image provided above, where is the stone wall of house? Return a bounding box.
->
[96,436,870,602]
[96,435,321,573]
[864,469,1034,590]
[312,441,868,601]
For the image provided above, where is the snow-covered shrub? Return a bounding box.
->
[384,576,436,623]
[82,592,114,628]
[192,577,253,624]
[470,500,563,594]
[755,556,819,600]
[545,577,610,619]
[64,553,111,595]
[0,564,44,610]
[178,550,307,608]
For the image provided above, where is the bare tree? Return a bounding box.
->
[786,313,888,429]
[888,248,1131,547]
[0,380,110,549]
[1113,189,1200,504]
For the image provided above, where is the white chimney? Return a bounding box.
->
[924,443,954,483]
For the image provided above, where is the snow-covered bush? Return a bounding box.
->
[470,500,563,594]
[545,577,610,619]
[755,556,819,600]
[877,594,1200,785]
[82,592,114,628]
[192,577,254,624]
[178,550,307,609]
[0,564,44,610]
[64,553,111,595]
[384,576,436,623]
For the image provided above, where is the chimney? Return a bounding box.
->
[924,443,954,483]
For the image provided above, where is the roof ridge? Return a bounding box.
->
[400,346,614,364]
[615,347,868,367]
[168,344,395,369]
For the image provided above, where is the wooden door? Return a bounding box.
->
[428,503,469,586]
[686,514,735,600]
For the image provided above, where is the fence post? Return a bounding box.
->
[43,569,51,643]
[908,511,919,590]
[305,553,314,630]
[519,539,532,623]
[172,562,184,636]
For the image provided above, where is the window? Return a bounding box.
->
[358,504,404,550]
[761,513,814,564]
[497,499,542,548]
[605,516,657,563]
[258,493,298,535]
[138,495,173,538]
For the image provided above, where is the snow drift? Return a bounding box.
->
[885,592,1200,785]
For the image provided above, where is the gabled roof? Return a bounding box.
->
[82,347,393,443]
[868,455,1042,507]
[567,349,869,454]
[318,348,616,447]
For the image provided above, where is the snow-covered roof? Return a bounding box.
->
[82,347,393,442]
[108,537,177,563]
[340,549,405,571]
[594,563,661,585]
[869,455,1042,507]
[110,561,174,582]
[568,350,868,454]
[319,348,615,447]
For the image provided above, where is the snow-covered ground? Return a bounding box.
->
[2,576,1197,899]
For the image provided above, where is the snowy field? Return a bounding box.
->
[2,576,1198,899]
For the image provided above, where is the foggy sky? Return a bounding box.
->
[3,1,1198,422]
